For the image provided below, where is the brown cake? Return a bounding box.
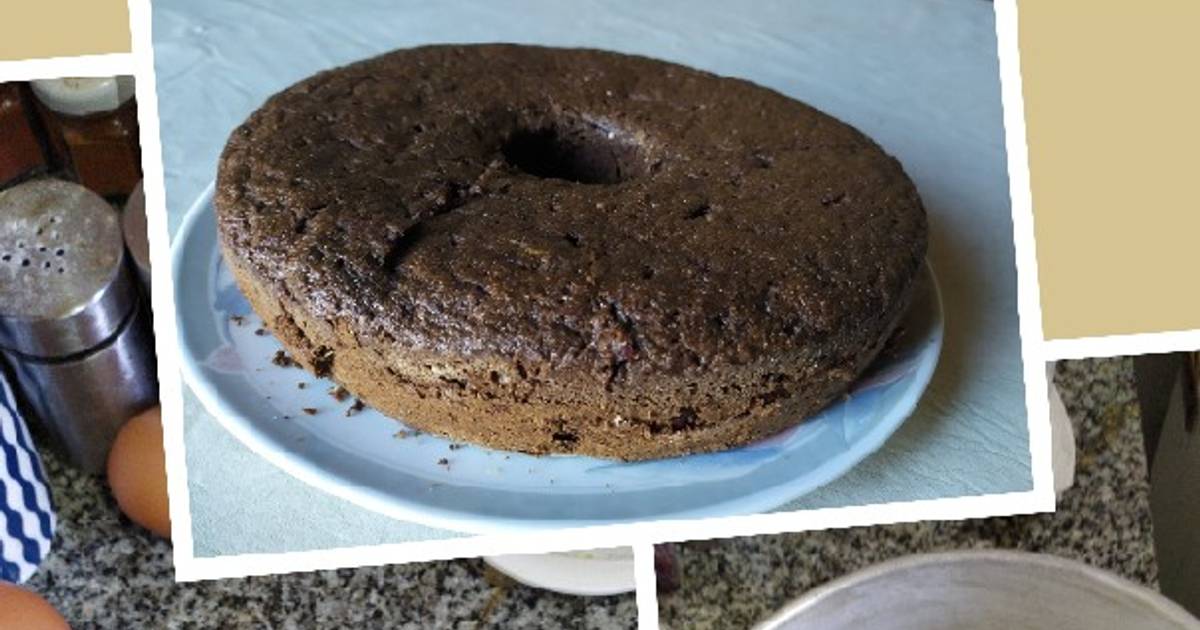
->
[214,44,927,460]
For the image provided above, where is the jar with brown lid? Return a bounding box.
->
[30,76,142,199]
[0,83,48,188]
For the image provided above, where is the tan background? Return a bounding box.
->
[0,0,131,61]
[1022,2,1200,339]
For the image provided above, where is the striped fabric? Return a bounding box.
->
[0,372,55,583]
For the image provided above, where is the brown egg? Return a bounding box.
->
[0,582,70,629]
[107,406,171,539]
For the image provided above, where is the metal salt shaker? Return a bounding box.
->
[0,179,158,473]
[123,179,150,291]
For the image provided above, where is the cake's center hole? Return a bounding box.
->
[502,117,648,185]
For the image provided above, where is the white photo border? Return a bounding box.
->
[0,53,133,82]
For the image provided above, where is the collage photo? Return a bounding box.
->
[1,1,1198,628]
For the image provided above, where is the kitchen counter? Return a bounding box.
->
[658,357,1157,629]
[20,445,636,628]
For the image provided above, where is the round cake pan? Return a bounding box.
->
[756,550,1200,630]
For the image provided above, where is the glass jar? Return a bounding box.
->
[0,83,47,188]
[30,76,142,199]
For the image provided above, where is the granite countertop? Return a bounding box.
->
[658,357,1157,629]
[20,446,636,629]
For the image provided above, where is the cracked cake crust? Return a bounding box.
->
[214,44,928,460]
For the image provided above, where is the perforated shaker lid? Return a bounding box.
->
[0,179,135,357]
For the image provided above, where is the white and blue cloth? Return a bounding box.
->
[0,373,55,583]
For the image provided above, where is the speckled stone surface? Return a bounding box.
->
[20,446,636,629]
[658,357,1157,629]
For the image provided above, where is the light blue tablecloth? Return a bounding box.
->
[153,0,1030,557]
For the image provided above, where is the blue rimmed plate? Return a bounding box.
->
[173,183,943,533]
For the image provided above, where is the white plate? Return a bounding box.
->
[174,183,943,533]
[484,548,635,597]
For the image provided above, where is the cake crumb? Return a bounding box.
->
[301,407,318,415]
[272,350,296,368]
[449,443,465,451]
[394,430,413,439]
[297,382,307,389]
[752,152,775,169]
[230,315,246,326]
[328,385,350,402]
[436,458,450,467]
[345,399,366,417]
[254,328,268,336]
